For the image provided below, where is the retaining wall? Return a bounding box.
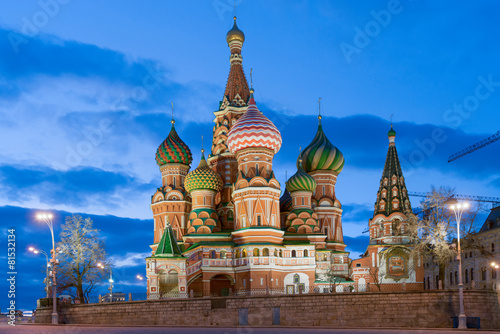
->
[35,290,500,329]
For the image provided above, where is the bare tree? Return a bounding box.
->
[369,266,382,291]
[409,186,483,283]
[56,215,107,303]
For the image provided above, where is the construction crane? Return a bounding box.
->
[448,130,500,162]
[408,192,500,208]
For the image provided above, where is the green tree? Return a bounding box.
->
[56,215,107,303]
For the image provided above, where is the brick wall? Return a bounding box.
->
[35,290,500,329]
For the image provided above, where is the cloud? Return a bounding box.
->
[344,235,370,257]
[110,252,152,269]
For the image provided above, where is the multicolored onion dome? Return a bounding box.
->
[280,188,292,212]
[184,151,223,193]
[298,116,344,173]
[388,125,396,137]
[226,16,245,44]
[286,162,317,193]
[227,92,282,154]
[156,121,193,167]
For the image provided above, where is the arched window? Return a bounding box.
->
[493,268,498,280]
[304,249,308,257]
[302,197,305,206]
[242,249,247,258]
[291,250,297,258]
[220,250,226,259]
[255,163,259,175]
[257,216,262,226]
[173,177,176,189]
[465,269,469,283]
[450,272,453,285]
[274,249,278,257]
[339,257,344,264]
[279,249,283,257]
[210,250,216,259]
[322,186,325,195]
[470,268,474,281]
[263,248,269,256]
[322,254,327,261]
[482,267,487,281]
[253,248,260,257]
[203,197,206,205]
[455,271,458,285]
[492,243,495,253]
[235,249,240,258]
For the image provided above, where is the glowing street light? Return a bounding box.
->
[136,275,144,280]
[447,199,469,329]
[28,247,51,298]
[35,211,58,324]
[97,262,114,301]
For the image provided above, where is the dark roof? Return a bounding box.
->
[479,206,500,233]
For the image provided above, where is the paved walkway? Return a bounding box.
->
[1,325,497,334]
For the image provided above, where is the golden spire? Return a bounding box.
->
[318,97,322,121]
[250,68,254,93]
[171,102,175,125]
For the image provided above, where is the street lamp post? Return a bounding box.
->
[29,247,50,298]
[448,200,469,330]
[36,212,58,325]
[98,263,114,302]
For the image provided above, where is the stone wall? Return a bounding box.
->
[35,290,500,329]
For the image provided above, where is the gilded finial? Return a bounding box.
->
[318,97,322,121]
[298,146,303,164]
[171,102,175,125]
[390,114,394,128]
[201,135,204,154]
[285,170,288,181]
[250,68,254,93]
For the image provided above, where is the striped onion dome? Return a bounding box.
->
[298,116,344,173]
[286,162,317,193]
[280,188,293,212]
[227,91,282,154]
[184,151,223,193]
[156,121,192,167]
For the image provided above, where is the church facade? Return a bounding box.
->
[351,127,424,290]
[145,18,350,297]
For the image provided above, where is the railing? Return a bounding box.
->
[56,283,428,306]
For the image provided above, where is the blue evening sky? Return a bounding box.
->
[0,1,499,311]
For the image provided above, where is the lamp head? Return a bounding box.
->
[29,247,35,252]
[34,250,39,254]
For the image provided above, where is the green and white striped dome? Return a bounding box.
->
[286,163,316,193]
[298,117,344,173]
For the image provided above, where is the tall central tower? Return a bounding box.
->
[208,17,251,230]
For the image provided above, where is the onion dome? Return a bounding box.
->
[298,116,344,173]
[388,126,396,137]
[226,16,245,44]
[184,150,223,193]
[227,91,282,154]
[156,120,192,167]
[280,188,292,212]
[286,157,317,193]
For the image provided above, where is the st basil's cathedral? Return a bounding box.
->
[145,17,421,296]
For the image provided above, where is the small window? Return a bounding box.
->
[304,249,308,257]
[255,163,259,175]
[260,278,263,285]
[242,249,247,257]
[302,197,304,206]
[293,274,300,283]
[492,243,495,253]
[257,216,262,226]
[450,272,453,285]
[291,250,296,258]
[470,268,474,281]
[356,263,361,267]
[173,177,176,188]
[243,279,246,287]
[253,248,260,257]
[220,250,226,259]
[279,249,283,257]
[322,186,325,195]
[203,197,206,205]
[465,269,469,283]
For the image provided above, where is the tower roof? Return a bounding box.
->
[280,188,293,212]
[227,92,282,154]
[221,16,250,109]
[298,116,344,173]
[155,121,192,167]
[373,126,412,217]
[286,156,317,193]
[185,151,223,193]
[155,221,182,257]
